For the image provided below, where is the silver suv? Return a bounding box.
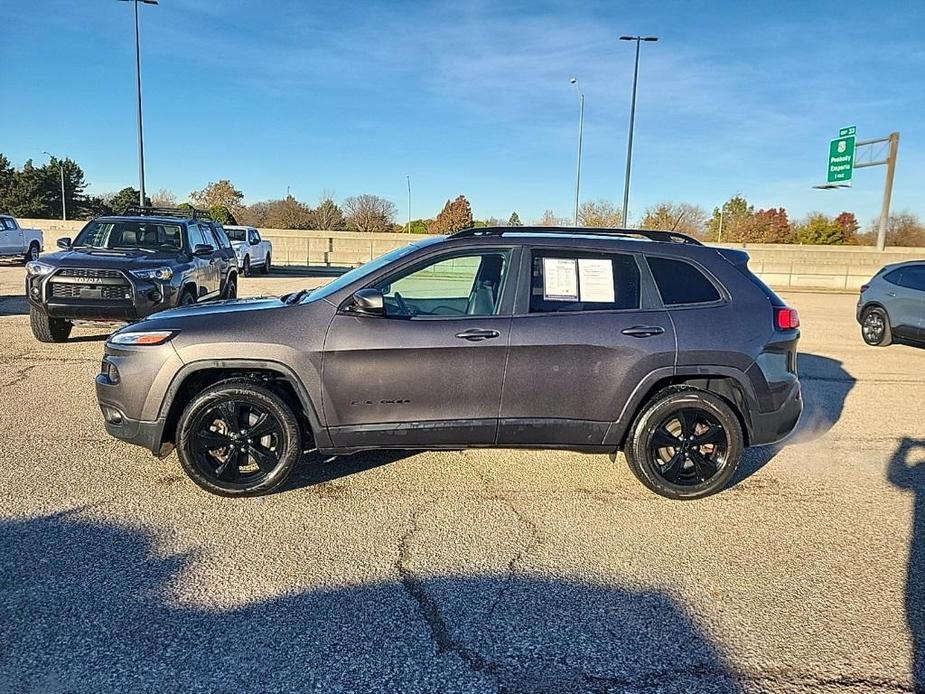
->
[858,261,925,346]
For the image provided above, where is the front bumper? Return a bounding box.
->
[97,392,169,455]
[27,271,178,321]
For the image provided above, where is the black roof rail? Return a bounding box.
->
[449,226,703,245]
[121,205,214,221]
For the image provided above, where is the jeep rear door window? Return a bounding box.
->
[375,251,510,317]
[529,250,639,312]
[648,256,721,305]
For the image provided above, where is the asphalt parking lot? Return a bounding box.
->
[1,262,924,693]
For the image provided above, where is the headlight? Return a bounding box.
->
[130,267,174,281]
[26,261,55,276]
[109,330,177,346]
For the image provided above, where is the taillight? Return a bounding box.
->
[859,284,870,293]
[775,307,800,330]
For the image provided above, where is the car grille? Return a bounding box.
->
[50,283,132,300]
[57,268,125,279]
[48,268,132,301]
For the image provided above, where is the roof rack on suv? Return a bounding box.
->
[122,205,214,221]
[450,226,703,245]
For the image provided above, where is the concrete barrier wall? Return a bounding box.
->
[20,219,925,292]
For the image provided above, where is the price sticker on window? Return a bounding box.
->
[578,258,615,303]
[542,257,578,300]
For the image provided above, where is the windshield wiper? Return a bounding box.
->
[284,288,311,304]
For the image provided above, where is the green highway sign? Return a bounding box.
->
[827,134,856,183]
[839,125,856,137]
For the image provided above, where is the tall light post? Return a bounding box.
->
[406,175,412,232]
[43,151,66,221]
[119,0,158,208]
[618,35,658,228]
[569,78,584,227]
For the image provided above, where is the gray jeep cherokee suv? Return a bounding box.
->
[96,227,802,499]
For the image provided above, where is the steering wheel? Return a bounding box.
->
[394,291,415,316]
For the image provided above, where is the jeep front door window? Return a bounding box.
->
[376,252,509,317]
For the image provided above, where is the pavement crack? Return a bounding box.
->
[395,506,503,690]
[0,364,37,391]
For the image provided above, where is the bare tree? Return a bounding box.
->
[312,192,346,230]
[639,202,707,237]
[343,194,397,233]
[577,200,623,228]
[150,188,176,207]
[537,209,568,226]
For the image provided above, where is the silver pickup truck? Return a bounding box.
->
[0,215,43,262]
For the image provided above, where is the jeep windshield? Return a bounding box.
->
[72,220,184,252]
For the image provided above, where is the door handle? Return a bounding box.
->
[455,328,500,341]
[621,325,665,338]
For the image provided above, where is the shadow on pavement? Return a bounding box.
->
[888,437,925,692]
[279,449,414,493]
[0,294,27,316]
[735,352,856,482]
[0,513,739,693]
[265,265,352,279]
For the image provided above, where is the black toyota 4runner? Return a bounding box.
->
[26,207,238,342]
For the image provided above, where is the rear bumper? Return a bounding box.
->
[747,378,802,445]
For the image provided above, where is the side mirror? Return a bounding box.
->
[350,288,384,316]
[57,237,71,249]
[250,238,260,246]
[193,244,214,257]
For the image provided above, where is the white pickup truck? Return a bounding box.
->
[0,215,43,262]
[224,225,272,276]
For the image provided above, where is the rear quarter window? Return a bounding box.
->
[647,256,721,306]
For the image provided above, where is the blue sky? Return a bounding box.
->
[2,0,923,225]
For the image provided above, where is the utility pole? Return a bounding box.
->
[618,35,658,228]
[570,78,584,227]
[406,175,412,232]
[119,0,158,207]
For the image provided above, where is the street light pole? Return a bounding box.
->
[406,175,412,233]
[43,151,66,221]
[119,0,158,207]
[570,78,584,227]
[618,35,658,228]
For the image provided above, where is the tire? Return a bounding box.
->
[176,380,302,497]
[179,289,197,306]
[623,387,743,500]
[861,306,892,346]
[263,253,271,275]
[24,242,40,263]
[30,306,72,343]
[223,275,237,300]
[242,256,251,277]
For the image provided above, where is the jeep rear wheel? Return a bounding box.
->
[176,380,302,497]
[624,387,743,500]
[30,306,72,343]
[223,275,237,300]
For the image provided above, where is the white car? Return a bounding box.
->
[224,225,272,276]
[0,214,43,262]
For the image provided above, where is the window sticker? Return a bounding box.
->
[542,257,578,300]
[578,258,615,303]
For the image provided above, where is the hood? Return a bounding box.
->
[143,296,286,321]
[40,248,186,270]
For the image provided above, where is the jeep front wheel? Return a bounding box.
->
[30,306,72,343]
[176,380,302,497]
[623,387,743,500]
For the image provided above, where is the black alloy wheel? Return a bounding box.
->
[649,408,728,486]
[177,381,302,496]
[624,387,743,500]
